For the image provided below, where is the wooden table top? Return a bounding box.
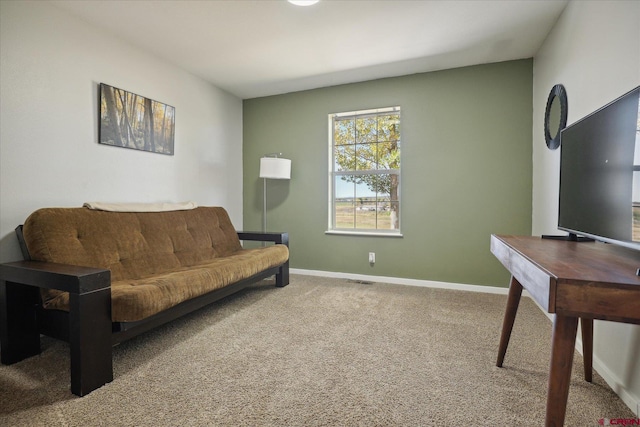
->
[491,235,640,324]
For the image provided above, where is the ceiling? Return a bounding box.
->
[51,0,568,99]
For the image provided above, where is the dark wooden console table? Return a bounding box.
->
[490,234,640,427]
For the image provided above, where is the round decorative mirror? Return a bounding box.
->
[544,84,568,150]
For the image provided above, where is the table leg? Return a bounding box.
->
[496,276,523,367]
[545,315,578,427]
[580,318,593,382]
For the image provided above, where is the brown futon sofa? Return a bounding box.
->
[0,205,289,396]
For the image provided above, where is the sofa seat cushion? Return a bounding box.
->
[41,245,289,322]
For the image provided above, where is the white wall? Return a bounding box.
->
[0,1,244,263]
[533,0,640,412]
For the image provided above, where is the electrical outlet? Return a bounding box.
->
[368,252,375,264]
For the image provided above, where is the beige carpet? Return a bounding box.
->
[0,275,635,426]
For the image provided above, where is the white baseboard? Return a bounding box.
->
[290,268,510,294]
[525,298,639,416]
[290,268,639,416]
[573,335,640,417]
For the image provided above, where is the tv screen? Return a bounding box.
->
[558,86,640,251]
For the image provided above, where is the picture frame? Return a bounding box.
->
[99,83,175,155]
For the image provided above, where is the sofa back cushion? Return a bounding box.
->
[22,206,242,281]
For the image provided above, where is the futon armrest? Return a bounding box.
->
[0,261,110,294]
[237,231,289,246]
[236,232,289,287]
[0,260,113,395]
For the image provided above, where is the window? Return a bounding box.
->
[328,106,401,235]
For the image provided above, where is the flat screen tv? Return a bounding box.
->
[558,86,640,251]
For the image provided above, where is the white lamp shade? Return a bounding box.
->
[260,157,291,179]
[288,0,319,5]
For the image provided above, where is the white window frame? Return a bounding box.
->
[326,106,402,237]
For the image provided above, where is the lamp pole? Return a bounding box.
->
[263,177,267,232]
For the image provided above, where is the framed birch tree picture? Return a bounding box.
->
[99,83,175,155]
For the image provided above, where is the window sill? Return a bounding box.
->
[325,230,403,238]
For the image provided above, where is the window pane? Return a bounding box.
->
[354,176,377,200]
[355,142,377,171]
[388,200,400,230]
[376,140,400,170]
[379,174,400,230]
[353,201,395,230]
[377,114,400,142]
[355,202,376,229]
[376,201,391,229]
[335,175,355,199]
[335,145,355,171]
[375,216,389,229]
[334,118,354,146]
[335,199,355,229]
[366,174,399,199]
[334,176,354,229]
[356,116,377,143]
[354,177,376,230]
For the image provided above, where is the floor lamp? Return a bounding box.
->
[259,155,291,232]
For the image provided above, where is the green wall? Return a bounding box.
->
[243,60,532,287]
